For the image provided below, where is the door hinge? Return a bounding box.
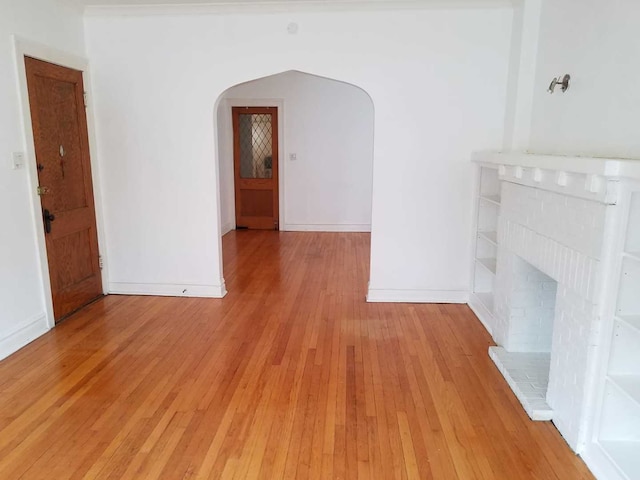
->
[83,91,88,108]
[37,186,51,195]
[99,255,104,270]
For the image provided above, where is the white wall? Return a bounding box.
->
[501,0,541,152]
[0,0,86,359]
[527,0,640,158]
[218,71,374,233]
[85,7,512,301]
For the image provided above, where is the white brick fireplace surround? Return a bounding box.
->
[469,152,640,480]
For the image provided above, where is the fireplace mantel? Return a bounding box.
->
[469,152,640,480]
[472,151,640,180]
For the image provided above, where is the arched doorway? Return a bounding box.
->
[214,70,375,291]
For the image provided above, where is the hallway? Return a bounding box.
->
[0,231,592,479]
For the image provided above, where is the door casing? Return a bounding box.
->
[13,36,108,329]
[219,98,285,233]
[232,106,279,230]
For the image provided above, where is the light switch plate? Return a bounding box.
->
[12,152,25,169]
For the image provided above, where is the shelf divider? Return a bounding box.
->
[474,292,494,312]
[476,257,497,275]
[599,440,640,480]
[616,315,640,334]
[478,231,498,246]
[623,251,640,263]
[608,375,640,409]
[480,194,501,207]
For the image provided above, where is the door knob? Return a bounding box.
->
[43,209,55,234]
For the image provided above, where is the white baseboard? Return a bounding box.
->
[221,222,235,236]
[109,282,227,298]
[468,294,494,335]
[283,223,371,232]
[366,288,468,303]
[0,313,50,362]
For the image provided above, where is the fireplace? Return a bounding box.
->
[492,179,605,449]
[469,154,618,452]
[470,152,640,479]
[490,254,558,420]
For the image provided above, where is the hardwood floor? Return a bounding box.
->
[0,231,593,479]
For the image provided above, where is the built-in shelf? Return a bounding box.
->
[599,440,640,479]
[478,231,498,245]
[624,192,640,253]
[616,315,640,333]
[623,251,640,262]
[474,292,494,312]
[480,194,501,206]
[608,375,640,408]
[595,188,640,480]
[616,256,640,319]
[476,257,497,275]
[608,318,640,378]
[471,165,501,333]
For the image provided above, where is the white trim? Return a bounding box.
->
[577,185,630,454]
[221,222,235,236]
[472,151,640,179]
[0,313,49,362]
[283,223,371,232]
[581,442,628,480]
[366,288,469,304]
[501,0,541,151]
[218,98,285,233]
[109,282,227,298]
[84,0,517,17]
[81,55,112,300]
[468,294,494,335]
[13,36,110,330]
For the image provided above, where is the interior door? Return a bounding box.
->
[232,107,279,230]
[25,57,103,322]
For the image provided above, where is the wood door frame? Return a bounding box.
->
[219,98,285,233]
[13,36,109,329]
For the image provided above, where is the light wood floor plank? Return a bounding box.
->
[0,231,594,479]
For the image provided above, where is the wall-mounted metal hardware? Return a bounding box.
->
[37,186,51,195]
[548,74,571,94]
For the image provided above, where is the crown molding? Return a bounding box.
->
[84,0,517,17]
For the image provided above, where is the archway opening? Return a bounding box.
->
[214,70,375,293]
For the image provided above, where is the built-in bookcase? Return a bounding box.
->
[469,165,501,333]
[597,191,640,480]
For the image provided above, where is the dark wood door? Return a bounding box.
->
[25,57,103,322]
[232,107,279,230]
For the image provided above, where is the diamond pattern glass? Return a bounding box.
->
[238,113,273,179]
